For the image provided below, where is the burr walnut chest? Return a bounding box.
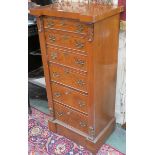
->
[30,2,123,153]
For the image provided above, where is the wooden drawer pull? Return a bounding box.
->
[77,80,85,87]
[51,52,57,60]
[52,72,60,78]
[79,121,87,127]
[54,92,61,98]
[75,40,84,49]
[78,101,85,107]
[49,35,56,43]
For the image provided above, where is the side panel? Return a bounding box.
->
[36,17,54,119]
[93,14,120,136]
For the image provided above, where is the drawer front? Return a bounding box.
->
[52,83,88,114]
[54,102,88,134]
[45,29,87,52]
[47,46,88,71]
[43,17,89,34]
[50,63,88,92]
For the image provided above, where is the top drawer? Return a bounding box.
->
[43,17,89,34]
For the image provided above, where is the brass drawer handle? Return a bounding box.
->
[47,20,55,27]
[51,52,57,60]
[75,58,85,67]
[52,72,60,78]
[76,24,84,33]
[54,92,61,98]
[78,101,85,107]
[79,121,87,127]
[49,35,56,43]
[75,40,84,49]
[77,80,85,87]
[60,20,66,26]
[56,111,64,117]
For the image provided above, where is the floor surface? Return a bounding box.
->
[29,82,126,154]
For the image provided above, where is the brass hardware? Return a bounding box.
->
[52,72,60,78]
[78,101,85,107]
[77,80,85,87]
[88,127,95,139]
[79,121,87,127]
[49,35,56,43]
[60,20,66,26]
[51,52,57,60]
[56,111,64,117]
[75,40,84,49]
[76,24,84,33]
[64,68,70,74]
[54,92,61,98]
[75,58,85,67]
[47,20,54,27]
[87,24,94,42]
[49,107,54,114]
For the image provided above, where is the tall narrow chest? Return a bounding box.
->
[30,2,123,153]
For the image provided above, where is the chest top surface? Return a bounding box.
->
[29,2,124,23]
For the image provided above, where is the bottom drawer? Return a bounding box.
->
[54,102,88,134]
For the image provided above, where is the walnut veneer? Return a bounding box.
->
[30,2,123,153]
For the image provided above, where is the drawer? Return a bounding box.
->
[52,83,88,114]
[50,63,88,92]
[54,102,88,134]
[47,46,88,71]
[43,17,89,34]
[45,29,87,52]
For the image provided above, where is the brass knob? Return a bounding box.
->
[75,40,84,49]
[49,35,56,43]
[51,52,57,60]
[52,72,60,78]
[56,111,64,117]
[77,80,85,87]
[79,121,87,127]
[78,101,85,107]
[75,58,85,67]
[54,92,61,98]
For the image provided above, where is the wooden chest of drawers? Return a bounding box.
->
[30,2,123,153]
